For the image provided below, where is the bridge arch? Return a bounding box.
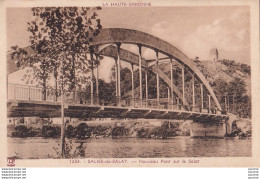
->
[7,44,188,108]
[7,28,222,111]
[97,45,189,107]
[90,28,222,111]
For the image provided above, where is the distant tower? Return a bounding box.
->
[210,48,219,61]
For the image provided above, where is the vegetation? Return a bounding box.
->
[66,124,111,139]
[42,125,61,138]
[111,126,128,138]
[219,59,250,75]
[10,121,184,139]
[10,6,103,158]
[73,123,92,139]
[11,125,36,138]
[136,121,179,139]
[94,59,251,118]
[226,120,251,138]
[193,58,251,117]
[212,76,250,117]
[10,7,103,99]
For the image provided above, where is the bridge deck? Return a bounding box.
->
[7,100,228,120]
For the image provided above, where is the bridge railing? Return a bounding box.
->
[121,97,182,110]
[8,84,220,114]
[8,84,43,101]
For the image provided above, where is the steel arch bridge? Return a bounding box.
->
[91,28,222,110]
[7,28,227,121]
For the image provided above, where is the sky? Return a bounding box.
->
[7,6,250,83]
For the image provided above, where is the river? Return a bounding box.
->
[7,137,251,159]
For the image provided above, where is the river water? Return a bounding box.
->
[8,137,251,159]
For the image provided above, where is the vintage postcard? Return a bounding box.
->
[0,0,259,167]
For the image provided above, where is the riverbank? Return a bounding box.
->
[7,118,251,139]
[7,120,188,139]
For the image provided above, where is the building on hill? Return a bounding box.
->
[210,48,219,61]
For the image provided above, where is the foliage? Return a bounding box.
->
[11,125,36,138]
[227,120,251,138]
[92,78,116,105]
[240,63,250,75]
[10,7,103,98]
[137,121,179,139]
[66,125,74,138]
[65,124,111,138]
[42,125,61,138]
[219,59,250,75]
[92,125,111,136]
[137,127,149,138]
[228,77,247,96]
[111,126,128,138]
[212,77,250,117]
[74,123,92,139]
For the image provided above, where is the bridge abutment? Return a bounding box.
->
[225,113,239,135]
[190,120,226,138]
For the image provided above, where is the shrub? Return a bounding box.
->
[240,64,250,75]
[66,125,75,138]
[12,125,30,138]
[93,125,110,136]
[137,128,149,138]
[42,125,60,138]
[111,126,128,138]
[74,123,91,139]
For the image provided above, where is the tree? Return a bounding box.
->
[10,7,103,158]
[212,78,229,97]
[228,77,247,96]
[11,7,103,99]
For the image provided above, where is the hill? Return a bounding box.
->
[193,59,251,97]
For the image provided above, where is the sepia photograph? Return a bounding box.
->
[1,0,259,168]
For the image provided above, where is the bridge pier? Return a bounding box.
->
[131,63,135,106]
[145,70,148,108]
[200,84,204,112]
[95,54,99,105]
[192,73,195,108]
[155,50,160,108]
[182,65,185,104]
[116,43,121,107]
[190,119,227,138]
[138,44,143,107]
[90,48,94,105]
[170,58,174,110]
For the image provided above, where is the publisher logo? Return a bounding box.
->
[7,158,15,167]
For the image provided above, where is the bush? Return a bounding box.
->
[111,126,128,138]
[151,127,177,139]
[11,125,37,138]
[12,125,30,138]
[42,125,60,138]
[137,128,149,138]
[66,125,75,138]
[74,123,91,139]
[136,122,179,139]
